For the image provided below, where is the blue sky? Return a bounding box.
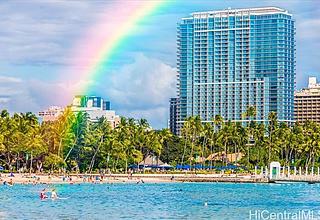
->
[0,0,319,128]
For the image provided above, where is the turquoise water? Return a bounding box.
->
[1,182,320,219]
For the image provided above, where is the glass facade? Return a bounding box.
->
[176,7,295,129]
[73,95,111,110]
[169,98,178,135]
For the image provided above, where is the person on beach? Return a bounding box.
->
[8,178,14,186]
[51,189,58,200]
[40,189,48,200]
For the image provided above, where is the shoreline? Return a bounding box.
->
[0,173,269,185]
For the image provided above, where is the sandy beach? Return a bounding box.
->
[0,173,177,185]
[0,173,268,185]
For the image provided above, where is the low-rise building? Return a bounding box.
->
[38,106,64,122]
[71,95,120,128]
[294,77,320,123]
[39,96,120,128]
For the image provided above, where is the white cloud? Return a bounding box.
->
[0,1,104,65]
[104,54,176,128]
[297,18,320,40]
[119,106,169,129]
[0,54,176,128]
[0,76,22,83]
[107,54,176,107]
[0,74,75,112]
[0,97,10,104]
[0,75,39,112]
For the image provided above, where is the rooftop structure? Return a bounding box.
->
[189,7,290,17]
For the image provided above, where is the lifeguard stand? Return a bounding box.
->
[269,161,281,180]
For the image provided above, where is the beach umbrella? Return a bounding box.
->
[159,163,173,169]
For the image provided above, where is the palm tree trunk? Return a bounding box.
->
[247,146,250,166]
[58,138,63,157]
[16,152,19,172]
[64,138,77,162]
[235,143,238,165]
[114,155,120,171]
[189,131,196,170]
[202,138,207,168]
[210,141,213,169]
[29,152,33,174]
[224,141,228,166]
[88,136,103,173]
[181,135,188,167]
[312,151,315,168]
[268,143,271,164]
[125,157,128,174]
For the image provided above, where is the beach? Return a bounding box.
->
[0,173,268,185]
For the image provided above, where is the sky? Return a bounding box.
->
[0,0,319,129]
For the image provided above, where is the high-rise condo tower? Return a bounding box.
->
[175,7,295,132]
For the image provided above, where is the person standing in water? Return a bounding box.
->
[40,189,48,200]
[51,189,58,200]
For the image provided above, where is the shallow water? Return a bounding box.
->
[1,182,320,219]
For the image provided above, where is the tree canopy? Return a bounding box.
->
[1,107,320,173]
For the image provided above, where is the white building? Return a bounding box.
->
[71,95,120,128]
[38,106,64,122]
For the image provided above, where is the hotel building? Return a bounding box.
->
[39,96,120,128]
[295,77,320,123]
[71,95,120,128]
[176,7,296,131]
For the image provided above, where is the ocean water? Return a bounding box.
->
[1,182,320,219]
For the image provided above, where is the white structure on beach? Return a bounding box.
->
[269,161,281,180]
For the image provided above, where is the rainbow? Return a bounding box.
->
[63,0,165,97]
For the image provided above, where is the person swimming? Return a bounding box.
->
[51,189,58,200]
[8,179,13,186]
[40,189,48,200]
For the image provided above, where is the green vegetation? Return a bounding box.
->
[1,107,320,173]
[0,108,171,173]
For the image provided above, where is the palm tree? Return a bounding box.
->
[254,123,266,166]
[267,112,278,164]
[188,116,202,169]
[180,117,192,167]
[157,128,173,163]
[242,106,257,165]
[218,121,234,166]
[214,115,224,130]
[85,117,112,173]
[201,123,212,168]
[64,111,88,163]
[243,106,256,123]
[212,115,224,165]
